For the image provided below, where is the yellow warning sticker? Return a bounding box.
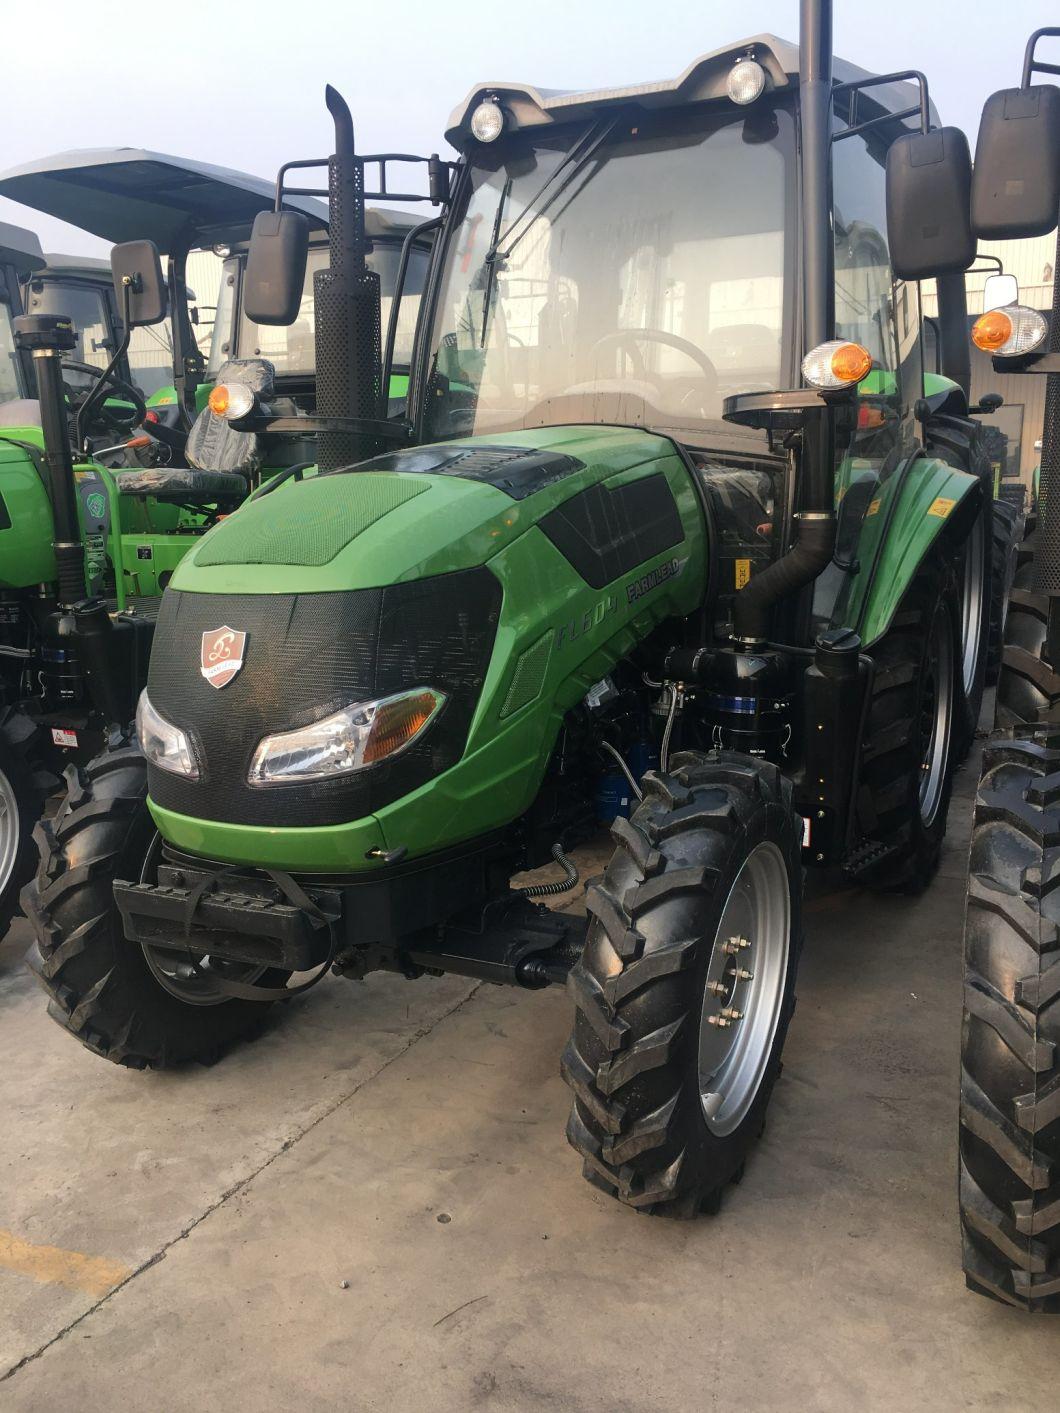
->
[734,558,751,589]
[866,497,881,516]
[928,496,956,518]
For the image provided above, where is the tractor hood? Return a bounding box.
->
[144,425,707,869]
[169,425,679,596]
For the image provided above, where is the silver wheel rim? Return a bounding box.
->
[959,515,986,698]
[138,833,268,1007]
[0,765,19,899]
[918,602,955,828]
[698,841,791,1137]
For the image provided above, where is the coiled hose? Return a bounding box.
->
[520,843,580,897]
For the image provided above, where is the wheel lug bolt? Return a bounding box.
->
[707,980,727,996]
[707,1015,732,1028]
[721,1007,743,1021]
[735,968,754,981]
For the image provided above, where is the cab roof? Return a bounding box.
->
[445,33,937,148]
[0,149,331,250]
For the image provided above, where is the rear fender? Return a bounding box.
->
[851,455,981,646]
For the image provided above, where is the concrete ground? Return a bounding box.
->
[2,738,1059,1410]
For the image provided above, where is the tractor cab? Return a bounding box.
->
[415,39,978,644]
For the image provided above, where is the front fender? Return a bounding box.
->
[850,455,981,647]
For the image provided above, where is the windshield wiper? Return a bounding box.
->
[477,117,617,348]
[486,117,617,266]
[479,175,512,347]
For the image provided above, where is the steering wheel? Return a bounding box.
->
[61,360,147,434]
[587,329,719,404]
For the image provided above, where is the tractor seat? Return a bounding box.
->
[116,358,275,503]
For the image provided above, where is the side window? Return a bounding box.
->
[832,133,898,377]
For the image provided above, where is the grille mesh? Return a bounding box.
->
[500,633,552,718]
[196,475,429,567]
[146,569,500,828]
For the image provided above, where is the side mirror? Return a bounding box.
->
[885,127,975,279]
[972,392,1005,416]
[111,240,167,327]
[982,272,1019,311]
[972,85,1060,239]
[244,210,309,325]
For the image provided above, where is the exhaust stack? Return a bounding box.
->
[315,85,382,472]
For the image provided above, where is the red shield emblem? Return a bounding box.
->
[200,626,247,689]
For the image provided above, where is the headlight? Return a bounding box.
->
[207,382,257,420]
[248,687,446,786]
[801,339,873,390]
[136,690,199,779]
[971,304,1048,359]
[727,57,766,106]
[470,99,505,143]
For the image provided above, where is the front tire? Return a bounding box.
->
[0,706,50,939]
[22,736,287,1068]
[562,751,802,1217]
[960,734,1060,1310]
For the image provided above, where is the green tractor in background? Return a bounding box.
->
[956,25,1060,1310]
[25,4,997,1218]
[0,152,440,936]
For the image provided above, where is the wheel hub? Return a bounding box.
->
[698,841,791,1136]
[0,766,19,898]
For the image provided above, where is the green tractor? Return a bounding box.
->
[0,151,441,935]
[25,4,993,1216]
[956,26,1060,1310]
[0,147,435,431]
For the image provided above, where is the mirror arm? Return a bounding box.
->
[168,242,203,430]
[74,279,135,453]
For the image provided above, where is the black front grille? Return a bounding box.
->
[146,569,500,827]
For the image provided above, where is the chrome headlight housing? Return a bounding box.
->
[248,687,446,787]
[136,690,199,779]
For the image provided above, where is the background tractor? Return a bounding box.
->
[24,1,996,1219]
[956,25,1060,1312]
[0,151,443,936]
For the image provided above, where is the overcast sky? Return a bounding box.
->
[0,0,1055,257]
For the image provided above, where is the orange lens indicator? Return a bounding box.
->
[971,310,1013,352]
[801,339,873,390]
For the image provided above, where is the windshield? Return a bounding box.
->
[234,237,431,377]
[423,104,795,445]
[0,300,21,401]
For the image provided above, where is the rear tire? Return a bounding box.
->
[562,751,802,1217]
[986,500,1019,686]
[855,551,959,892]
[22,736,286,1068]
[925,417,993,756]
